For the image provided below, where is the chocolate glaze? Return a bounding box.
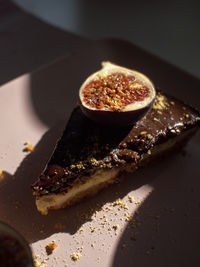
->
[31,92,200,196]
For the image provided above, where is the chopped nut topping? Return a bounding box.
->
[33,258,46,267]
[147,134,153,140]
[83,72,150,111]
[140,131,147,135]
[153,93,167,110]
[0,169,3,179]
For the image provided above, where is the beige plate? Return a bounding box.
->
[0,39,200,267]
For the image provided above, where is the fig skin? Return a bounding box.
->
[79,62,156,126]
[80,102,153,126]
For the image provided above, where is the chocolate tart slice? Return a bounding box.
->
[31,92,200,215]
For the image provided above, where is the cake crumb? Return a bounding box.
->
[147,134,153,139]
[24,141,34,152]
[128,195,134,203]
[71,252,81,261]
[45,242,58,255]
[113,198,128,209]
[33,258,46,267]
[90,227,95,233]
[0,169,3,179]
[113,224,120,231]
[153,93,167,110]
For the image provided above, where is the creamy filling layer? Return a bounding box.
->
[36,168,120,215]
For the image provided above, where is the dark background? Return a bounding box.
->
[13,0,200,78]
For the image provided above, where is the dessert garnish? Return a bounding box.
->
[79,62,156,125]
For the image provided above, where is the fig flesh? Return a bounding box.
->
[79,62,156,126]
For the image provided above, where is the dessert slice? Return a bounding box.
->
[31,92,200,215]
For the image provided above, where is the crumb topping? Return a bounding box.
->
[153,93,168,110]
[0,169,3,179]
[83,72,150,111]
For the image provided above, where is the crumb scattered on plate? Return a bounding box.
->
[113,224,120,231]
[45,242,58,255]
[71,252,81,261]
[24,141,34,152]
[33,258,46,267]
[0,169,3,179]
[128,195,134,203]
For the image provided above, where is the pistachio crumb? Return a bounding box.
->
[33,258,46,267]
[147,150,151,155]
[128,195,135,203]
[153,93,167,110]
[0,169,3,179]
[147,134,153,140]
[71,252,81,261]
[113,224,120,231]
[45,242,58,255]
[24,141,34,152]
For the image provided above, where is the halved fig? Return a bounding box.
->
[79,62,156,126]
